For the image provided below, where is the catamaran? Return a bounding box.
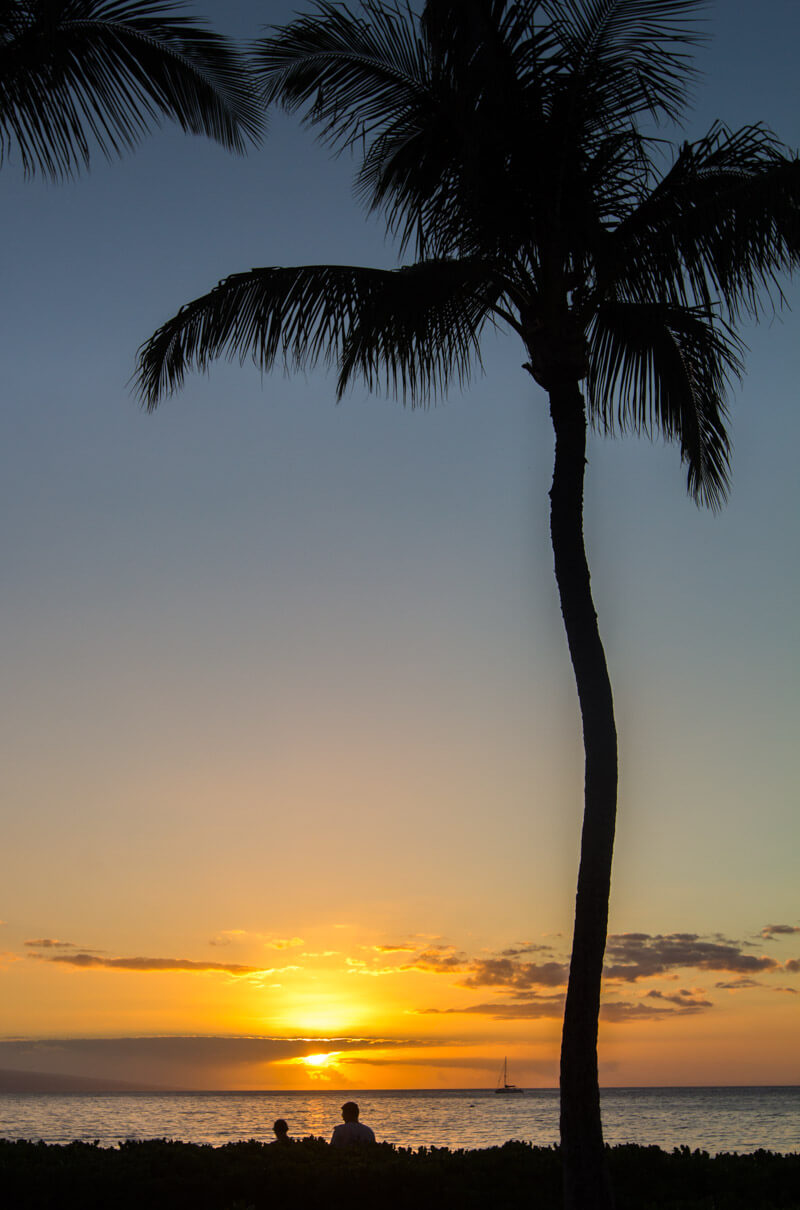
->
[494,1057,524,1094]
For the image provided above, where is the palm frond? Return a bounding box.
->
[542,0,705,132]
[364,1,555,257]
[337,257,500,398]
[256,2,558,261]
[254,0,427,153]
[603,123,800,321]
[136,259,497,410]
[587,299,743,508]
[0,0,261,178]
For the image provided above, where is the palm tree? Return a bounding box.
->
[0,0,260,178]
[135,3,800,1206]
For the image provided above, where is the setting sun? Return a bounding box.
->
[300,1052,341,1069]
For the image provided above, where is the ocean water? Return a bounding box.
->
[0,1087,798,1154]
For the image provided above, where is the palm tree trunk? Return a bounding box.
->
[548,381,618,1210]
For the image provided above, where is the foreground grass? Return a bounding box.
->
[1,1137,798,1209]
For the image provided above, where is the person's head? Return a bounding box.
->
[341,1101,360,1122]
[273,1118,289,1138]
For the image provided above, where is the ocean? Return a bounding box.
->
[1,1087,798,1154]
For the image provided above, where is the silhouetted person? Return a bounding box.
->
[272,1118,290,1144]
[330,1101,376,1146]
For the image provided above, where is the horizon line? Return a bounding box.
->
[3,1082,799,1094]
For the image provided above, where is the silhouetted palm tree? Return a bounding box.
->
[0,0,260,177]
[136,4,799,1207]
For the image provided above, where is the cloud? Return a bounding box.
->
[773,986,798,994]
[346,944,465,978]
[345,956,408,977]
[409,924,792,1025]
[209,931,304,950]
[459,958,567,990]
[498,944,553,958]
[208,930,305,951]
[407,940,617,1020]
[208,930,246,947]
[599,998,709,1022]
[604,933,779,982]
[0,1036,421,1090]
[761,924,800,939]
[423,979,716,1022]
[403,947,467,973]
[345,1054,499,1070]
[24,939,79,949]
[423,993,565,1020]
[644,988,713,1009]
[428,983,714,1023]
[347,964,407,978]
[28,952,264,976]
[400,944,567,990]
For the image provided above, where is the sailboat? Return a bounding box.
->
[494,1056,524,1094]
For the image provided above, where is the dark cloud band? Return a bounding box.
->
[28,952,261,975]
[604,933,780,982]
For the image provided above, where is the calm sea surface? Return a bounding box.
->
[0,1088,798,1154]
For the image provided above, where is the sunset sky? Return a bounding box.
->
[0,0,798,1092]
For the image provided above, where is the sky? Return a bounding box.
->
[0,0,798,1093]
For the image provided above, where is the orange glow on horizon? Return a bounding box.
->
[2,918,798,1090]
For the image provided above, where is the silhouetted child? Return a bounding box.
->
[272,1118,290,1143]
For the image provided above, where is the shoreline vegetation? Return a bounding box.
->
[1,1138,798,1209]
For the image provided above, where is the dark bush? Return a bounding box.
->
[0,1138,797,1210]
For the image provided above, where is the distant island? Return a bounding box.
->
[0,1069,163,1093]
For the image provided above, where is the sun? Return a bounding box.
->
[300,1051,341,1069]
